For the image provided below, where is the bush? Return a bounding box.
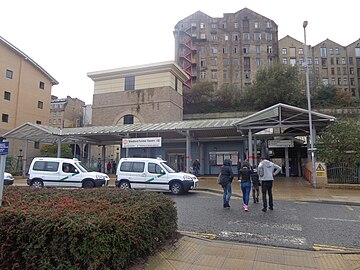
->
[0,187,177,270]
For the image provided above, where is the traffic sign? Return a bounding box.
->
[0,142,9,155]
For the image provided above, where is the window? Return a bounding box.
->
[307,57,312,65]
[235,71,240,79]
[200,23,205,28]
[242,19,249,32]
[254,22,260,29]
[211,71,217,79]
[232,34,238,41]
[234,22,239,29]
[211,34,217,41]
[256,45,260,54]
[62,163,77,173]
[282,58,288,64]
[290,59,296,66]
[254,33,261,41]
[175,77,178,91]
[320,47,327,58]
[224,35,229,41]
[200,33,206,39]
[34,141,40,149]
[4,91,11,101]
[355,48,360,57]
[298,48,304,55]
[148,163,162,174]
[120,161,145,172]
[256,58,261,67]
[330,57,334,65]
[6,69,13,79]
[200,71,206,79]
[332,78,336,85]
[315,57,319,65]
[244,57,250,69]
[2,113,9,123]
[243,33,250,41]
[337,67,341,74]
[233,59,239,66]
[223,70,227,79]
[343,78,348,85]
[331,68,335,75]
[267,46,272,54]
[350,67,354,75]
[335,48,339,55]
[211,47,218,54]
[341,57,346,65]
[222,22,226,29]
[265,33,272,41]
[349,57,353,65]
[343,67,347,75]
[211,58,217,66]
[200,59,206,67]
[234,47,238,54]
[266,21,272,28]
[39,81,45,89]
[211,23,217,29]
[282,48,287,55]
[123,114,134,124]
[338,78,341,85]
[329,48,333,55]
[38,101,44,109]
[36,120,42,125]
[336,57,339,65]
[223,47,228,54]
[33,161,59,172]
[125,76,135,91]
[244,71,250,80]
[243,45,250,54]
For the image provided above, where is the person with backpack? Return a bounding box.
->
[218,159,234,208]
[250,169,260,204]
[257,157,282,212]
[238,160,253,212]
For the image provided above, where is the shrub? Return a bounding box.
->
[0,187,177,270]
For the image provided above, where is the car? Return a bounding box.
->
[115,157,199,195]
[27,157,110,188]
[3,172,14,185]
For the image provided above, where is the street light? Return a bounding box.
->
[303,21,317,188]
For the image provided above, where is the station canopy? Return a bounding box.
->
[3,103,336,145]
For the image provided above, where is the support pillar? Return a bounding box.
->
[248,129,253,167]
[186,130,191,173]
[101,145,106,173]
[285,147,290,177]
[200,143,205,175]
[22,140,28,177]
[57,139,61,158]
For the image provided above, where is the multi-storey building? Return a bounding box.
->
[0,35,58,157]
[49,95,85,128]
[279,36,360,98]
[174,8,279,91]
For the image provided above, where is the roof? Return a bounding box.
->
[2,104,336,145]
[0,36,59,85]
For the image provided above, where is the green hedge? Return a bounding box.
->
[0,187,177,270]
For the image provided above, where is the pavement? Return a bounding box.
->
[12,176,360,269]
[145,176,360,269]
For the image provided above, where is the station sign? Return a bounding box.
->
[122,137,162,148]
[0,142,9,155]
[268,140,294,148]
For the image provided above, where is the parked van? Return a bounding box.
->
[115,157,199,195]
[27,157,110,188]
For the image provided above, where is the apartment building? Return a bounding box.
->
[174,8,279,91]
[279,36,360,98]
[49,95,85,128]
[0,36,58,157]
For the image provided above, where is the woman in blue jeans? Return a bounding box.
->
[238,160,253,212]
[219,159,234,208]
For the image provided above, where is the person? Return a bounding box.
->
[257,157,282,212]
[238,160,253,212]
[218,159,234,208]
[112,160,117,174]
[97,159,101,172]
[192,159,200,177]
[250,169,260,204]
[107,161,112,174]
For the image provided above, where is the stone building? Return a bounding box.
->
[0,35,58,157]
[173,8,279,91]
[49,95,85,128]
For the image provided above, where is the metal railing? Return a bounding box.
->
[327,165,360,184]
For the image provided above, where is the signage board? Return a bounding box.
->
[122,137,162,148]
[315,162,326,177]
[0,142,9,155]
[268,140,294,148]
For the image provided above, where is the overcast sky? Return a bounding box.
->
[1,0,359,104]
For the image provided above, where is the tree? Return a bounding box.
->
[183,82,215,113]
[316,119,360,166]
[243,64,307,110]
[40,144,73,158]
[215,84,241,109]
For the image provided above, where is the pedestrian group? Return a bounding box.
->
[218,157,281,212]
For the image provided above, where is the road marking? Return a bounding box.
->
[228,220,302,231]
[178,230,217,240]
[346,205,354,211]
[313,243,360,252]
[314,217,360,223]
[220,231,307,246]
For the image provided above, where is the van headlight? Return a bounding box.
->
[183,175,193,180]
[96,174,105,180]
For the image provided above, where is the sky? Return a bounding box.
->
[1,0,359,104]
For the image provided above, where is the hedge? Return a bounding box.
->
[0,186,178,270]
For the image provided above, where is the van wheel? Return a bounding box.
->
[170,182,183,195]
[119,180,131,190]
[83,180,95,188]
[31,179,43,188]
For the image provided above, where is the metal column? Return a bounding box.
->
[186,130,191,173]
[285,147,290,177]
[101,145,106,173]
[22,140,28,177]
[248,129,253,166]
[200,143,205,175]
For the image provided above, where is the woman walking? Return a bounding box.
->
[219,159,234,208]
[238,160,253,212]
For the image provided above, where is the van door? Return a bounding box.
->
[32,161,60,187]
[144,162,168,190]
[120,161,146,188]
[60,162,83,187]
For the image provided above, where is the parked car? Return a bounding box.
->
[27,157,110,188]
[3,172,14,185]
[116,157,199,195]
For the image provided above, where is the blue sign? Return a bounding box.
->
[0,142,9,155]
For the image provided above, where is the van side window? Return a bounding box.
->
[120,161,145,172]
[33,161,59,172]
[62,163,76,173]
[148,163,162,174]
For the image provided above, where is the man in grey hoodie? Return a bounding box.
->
[257,157,282,212]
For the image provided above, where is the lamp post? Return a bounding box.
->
[303,21,317,188]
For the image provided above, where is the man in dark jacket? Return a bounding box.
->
[219,159,234,208]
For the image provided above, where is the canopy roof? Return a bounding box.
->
[3,104,336,145]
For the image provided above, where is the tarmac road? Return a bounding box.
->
[169,191,360,251]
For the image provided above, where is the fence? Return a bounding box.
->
[327,164,360,184]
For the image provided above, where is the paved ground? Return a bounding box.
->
[13,176,360,269]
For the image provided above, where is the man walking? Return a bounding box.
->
[257,157,282,212]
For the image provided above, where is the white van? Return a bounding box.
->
[115,157,199,195]
[27,157,110,188]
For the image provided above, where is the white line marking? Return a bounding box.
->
[228,220,302,231]
[314,217,360,222]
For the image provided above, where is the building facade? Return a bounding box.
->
[174,8,279,91]
[49,95,85,128]
[0,35,58,157]
[279,36,360,98]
